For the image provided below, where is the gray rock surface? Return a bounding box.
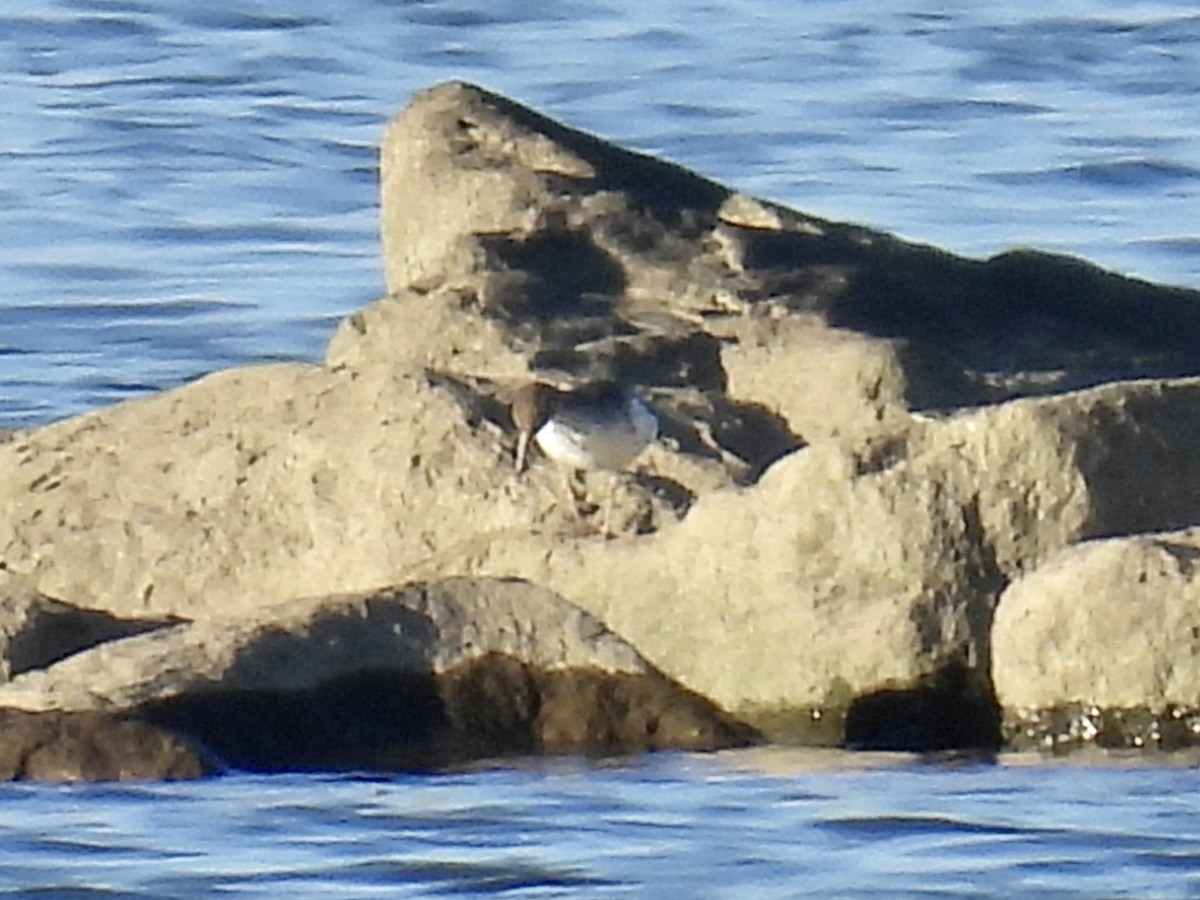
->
[4,81,1200,760]
[994,528,1200,712]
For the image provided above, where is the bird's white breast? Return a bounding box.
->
[534,396,657,471]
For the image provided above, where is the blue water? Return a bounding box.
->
[0,751,1198,898]
[4,1,1200,894]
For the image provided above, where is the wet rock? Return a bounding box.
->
[0,708,214,782]
[138,656,752,773]
[1002,703,1200,754]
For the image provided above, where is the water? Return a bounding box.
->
[3,1,1199,426]
[0,750,1198,898]
[4,1,1200,893]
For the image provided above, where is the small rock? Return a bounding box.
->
[0,708,214,782]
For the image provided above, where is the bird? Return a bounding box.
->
[511,379,658,535]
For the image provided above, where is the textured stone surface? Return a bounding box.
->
[0,708,214,782]
[0,364,540,619]
[993,529,1200,712]
[0,570,175,681]
[0,578,649,711]
[476,379,1200,726]
[5,82,1200,755]
[0,578,755,771]
[370,82,1200,407]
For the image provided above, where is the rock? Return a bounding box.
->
[6,81,1200,756]
[0,570,177,680]
[371,81,1200,410]
[0,708,214,782]
[475,377,1200,741]
[0,363,538,618]
[0,578,756,771]
[993,528,1200,750]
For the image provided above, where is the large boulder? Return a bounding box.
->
[368,81,1200,412]
[0,577,755,772]
[0,363,535,619]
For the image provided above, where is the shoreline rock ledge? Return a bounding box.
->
[5,81,1200,777]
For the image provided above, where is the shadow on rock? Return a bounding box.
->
[137,654,760,773]
[842,663,1002,753]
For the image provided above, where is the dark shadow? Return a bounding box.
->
[139,669,460,773]
[532,331,729,393]
[655,392,802,481]
[893,340,995,412]
[831,245,1200,393]
[481,229,626,325]
[1071,386,1200,538]
[710,397,804,482]
[632,472,695,518]
[7,608,183,677]
[709,214,1200,403]
[843,661,1002,753]
[136,653,760,774]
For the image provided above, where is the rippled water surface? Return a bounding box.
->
[3,0,1199,425]
[4,2,1200,894]
[1,750,1199,898]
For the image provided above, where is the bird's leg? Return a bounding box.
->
[559,468,587,519]
[515,429,532,473]
[599,472,621,539]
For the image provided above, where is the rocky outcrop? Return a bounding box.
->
[0,363,534,619]
[3,81,1200,766]
[368,81,1200,411]
[475,377,1200,744]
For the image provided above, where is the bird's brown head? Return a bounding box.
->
[511,382,555,472]
[511,382,550,435]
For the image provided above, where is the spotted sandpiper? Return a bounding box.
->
[512,379,658,534]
